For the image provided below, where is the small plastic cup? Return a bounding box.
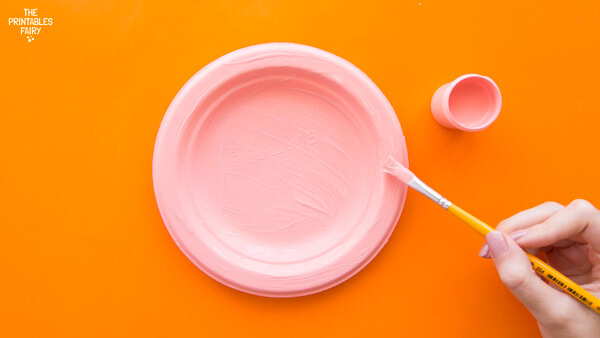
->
[431,74,502,132]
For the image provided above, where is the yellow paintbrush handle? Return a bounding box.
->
[448,204,600,315]
[448,204,495,236]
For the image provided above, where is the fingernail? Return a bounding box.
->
[509,230,528,241]
[486,231,508,258]
[480,231,525,259]
[478,244,489,258]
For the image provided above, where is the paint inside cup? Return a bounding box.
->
[448,76,501,129]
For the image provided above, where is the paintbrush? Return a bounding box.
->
[383,156,600,315]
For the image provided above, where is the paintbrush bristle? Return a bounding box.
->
[383,156,415,184]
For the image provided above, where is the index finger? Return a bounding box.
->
[496,201,564,234]
[517,199,600,252]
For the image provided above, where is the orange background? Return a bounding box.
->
[1,1,600,337]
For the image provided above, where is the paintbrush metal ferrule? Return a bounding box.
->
[408,177,452,209]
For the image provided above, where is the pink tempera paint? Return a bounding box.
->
[448,77,498,128]
[152,43,408,297]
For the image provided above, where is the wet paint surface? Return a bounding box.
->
[153,43,408,297]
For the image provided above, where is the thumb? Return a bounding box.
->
[486,231,569,320]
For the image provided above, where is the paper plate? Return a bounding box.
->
[153,43,408,297]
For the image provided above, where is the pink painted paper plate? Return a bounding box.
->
[153,43,408,297]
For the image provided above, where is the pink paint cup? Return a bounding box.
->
[431,74,502,132]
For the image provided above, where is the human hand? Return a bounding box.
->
[479,200,600,337]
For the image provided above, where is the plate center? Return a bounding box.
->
[187,70,377,263]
